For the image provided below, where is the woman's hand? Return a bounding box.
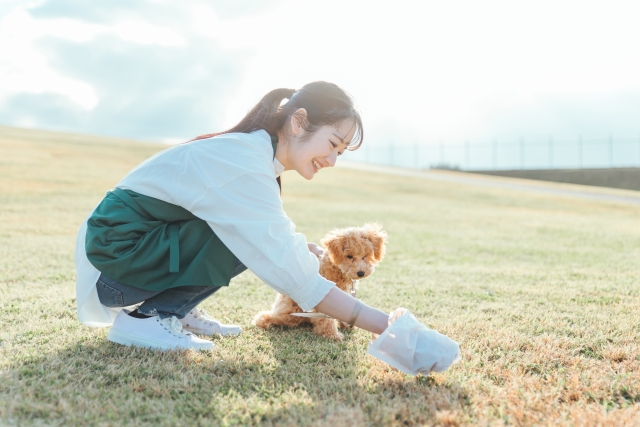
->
[307,242,324,259]
[368,308,461,374]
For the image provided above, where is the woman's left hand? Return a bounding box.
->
[307,242,324,259]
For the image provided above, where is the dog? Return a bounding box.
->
[252,223,387,341]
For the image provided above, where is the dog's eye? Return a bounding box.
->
[347,255,353,259]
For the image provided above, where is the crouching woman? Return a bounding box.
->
[74,81,459,373]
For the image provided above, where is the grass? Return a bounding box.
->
[1,125,639,426]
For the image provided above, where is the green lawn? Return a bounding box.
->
[1,126,639,426]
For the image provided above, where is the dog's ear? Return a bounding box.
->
[364,223,387,262]
[321,230,345,264]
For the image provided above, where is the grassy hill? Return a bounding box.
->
[1,126,639,426]
[470,167,640,191]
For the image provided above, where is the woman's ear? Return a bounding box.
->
[290,108,308,136]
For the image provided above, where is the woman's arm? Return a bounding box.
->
[180,134,336,312]
[314,287,388,334]
[134,133,371,314]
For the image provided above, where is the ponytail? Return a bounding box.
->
[190,88,296,142]
[189,81,363,149]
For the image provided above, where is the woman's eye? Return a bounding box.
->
[330,141,337,148]
[347,255,353,259]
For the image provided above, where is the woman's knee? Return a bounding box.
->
[96,278,125,307]
[96,273,160,307]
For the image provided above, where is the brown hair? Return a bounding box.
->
[190,81,363,149]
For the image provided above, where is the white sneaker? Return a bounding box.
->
[179,307,242,337]
[107,309,215,351]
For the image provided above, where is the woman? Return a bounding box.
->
[75,82,459,373]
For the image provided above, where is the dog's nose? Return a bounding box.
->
[357,271,365,278]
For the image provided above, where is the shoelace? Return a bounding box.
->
[159,316,188,337]
[192,308,219,326]
[191,308,228,334]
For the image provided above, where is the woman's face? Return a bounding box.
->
[278,112,356,180]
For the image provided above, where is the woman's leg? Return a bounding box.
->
[97,258,247,315]
[137,286,222,319]
[173,258,247,336]
[136,257,247,319]
[96,274,162,308]
[98,258,247,337]
[97,273,216,351]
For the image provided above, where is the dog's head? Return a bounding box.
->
[321,223,387,281]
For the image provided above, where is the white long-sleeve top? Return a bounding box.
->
[75,130,336,327]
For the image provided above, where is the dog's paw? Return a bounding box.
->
[321,331,343,342]
[338,321,355,330]
[251,311,273,329]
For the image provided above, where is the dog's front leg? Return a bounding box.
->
[310,317,343,341]
[338,321,355,330]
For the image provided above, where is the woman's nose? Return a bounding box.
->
[326,151,338,167]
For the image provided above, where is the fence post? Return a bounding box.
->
[520,137,524,170]
[578,135,582,168]
[465,140,470,170]
[492,138,497,170]
[609,134,613,167]
[549,136,553,169]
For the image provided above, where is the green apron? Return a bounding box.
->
[85,136,279,291]
[85,188,236,291]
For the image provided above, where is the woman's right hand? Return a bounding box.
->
[368,308,460,375]
[307,242,324,259]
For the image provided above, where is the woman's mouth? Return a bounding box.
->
[312,159,322,172]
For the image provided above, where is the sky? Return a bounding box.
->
[1,0,639,150]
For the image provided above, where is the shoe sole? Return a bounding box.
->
[107,328,214,351]
[182,326,242,337]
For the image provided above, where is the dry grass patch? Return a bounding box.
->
[1,126,639,426]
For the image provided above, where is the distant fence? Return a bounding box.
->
[348,136,640,171]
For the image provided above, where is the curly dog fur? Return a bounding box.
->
[252,223,387,341]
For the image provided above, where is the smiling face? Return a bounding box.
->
[276,110,357,180]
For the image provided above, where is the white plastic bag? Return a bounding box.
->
[368,309,460,375]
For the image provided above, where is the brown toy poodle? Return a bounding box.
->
[252,223,387,341]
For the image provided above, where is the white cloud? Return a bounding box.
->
[1,0,639,145]
[0,7,99,108]
[188,2,268,50]
[0,4,186,111]
[112,20,186,46]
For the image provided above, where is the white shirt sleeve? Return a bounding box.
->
[193,170,334,311]
[117,131,335,311]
